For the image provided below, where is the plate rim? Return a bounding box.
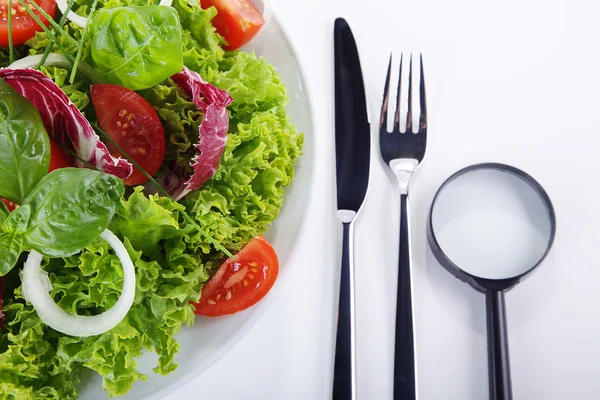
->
[132,6,320,400]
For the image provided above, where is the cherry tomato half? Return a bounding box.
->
[0,197,16,212]
[201,0,264,50]
[0,0,56,47]
[91,84,166,186]
[193,236,279,316]
[48,137,72,172]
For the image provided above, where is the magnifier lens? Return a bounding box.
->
[431,168,553,280]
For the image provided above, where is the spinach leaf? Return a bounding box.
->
[0,79,50,204]
[0,233,23,275]
[22,168,124,257]
[90,5,184,90]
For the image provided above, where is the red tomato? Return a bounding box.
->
[1,197,16,212]
[48,137,72,172]
[193,236,279,316]
[201,0,264,50]
[0,137,71,210]
[0,0,56,47]
[90,84,166,186]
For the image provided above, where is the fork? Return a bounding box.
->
[379,53,427,400]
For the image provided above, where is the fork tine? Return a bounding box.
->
[393,53,403,131]
[405,54,413,133]
[419,53,427,133]
[379,54,393,131]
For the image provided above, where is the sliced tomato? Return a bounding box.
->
[201,0,264,50]
[193,236,279,317]
[48,137,72,172]
[0,0,56,47]
[91,84,166,186]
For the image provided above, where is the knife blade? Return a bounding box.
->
[334,18,371,214]
[332,17,371,400]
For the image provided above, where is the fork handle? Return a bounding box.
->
[333,219,356,400]
[394,194,417,400]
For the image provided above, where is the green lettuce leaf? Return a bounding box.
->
[0,192,209,397]
[0,0,303,397]
[38,66,90,111]
[183,110,303,251]
[139,79,204,177]
[212,52,289,124]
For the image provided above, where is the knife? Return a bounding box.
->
[332,17,371,400]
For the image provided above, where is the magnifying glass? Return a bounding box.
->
[427,163,556,400]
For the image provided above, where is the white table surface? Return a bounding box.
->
[167,0,600,399]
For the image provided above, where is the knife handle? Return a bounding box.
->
[394,194,417,400]
[333,219,356,400]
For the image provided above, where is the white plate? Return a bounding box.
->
[79,4,316,399]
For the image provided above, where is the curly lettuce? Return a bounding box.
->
[0,0,303,397]
[0,190,211,397]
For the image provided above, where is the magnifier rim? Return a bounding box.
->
[427,162,557,289]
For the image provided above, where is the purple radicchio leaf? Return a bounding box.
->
[0,68,133,180]
[168,67,233,199]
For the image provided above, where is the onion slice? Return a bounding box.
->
[57,0,173,28]
[56,0,89,28]
[8,53,102,83]
[20,229,136,337]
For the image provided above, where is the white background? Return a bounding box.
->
[168,0,600,399]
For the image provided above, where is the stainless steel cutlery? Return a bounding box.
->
[332,17,371,400]
[379,53,427,400]
[332,17,427,400]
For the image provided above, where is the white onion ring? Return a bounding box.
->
[20,229,136,337]
[56,0,89,29]
[8,53,102,83]
[57,0,173,28]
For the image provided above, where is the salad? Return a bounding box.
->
[0,0,303,397]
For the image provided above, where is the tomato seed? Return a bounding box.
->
[226,291,232,300]
[243,280,249,286]
[208,299,216,305]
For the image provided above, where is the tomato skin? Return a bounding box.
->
[201,0,264,50]
[0,0,56,46]
[0,197,16,212]
[91,84,166,186]
[193,236,279,317]
[48,138,72,172]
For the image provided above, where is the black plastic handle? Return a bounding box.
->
[485,290,513,400]
[333,221,355,400]
[393,194,416,400]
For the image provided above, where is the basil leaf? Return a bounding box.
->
[0,202,8,223]
[90,6,184,90]
[0,233,23,276]
[22,168,124,257]
[0,79,50,204]
[3,204,30,235]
